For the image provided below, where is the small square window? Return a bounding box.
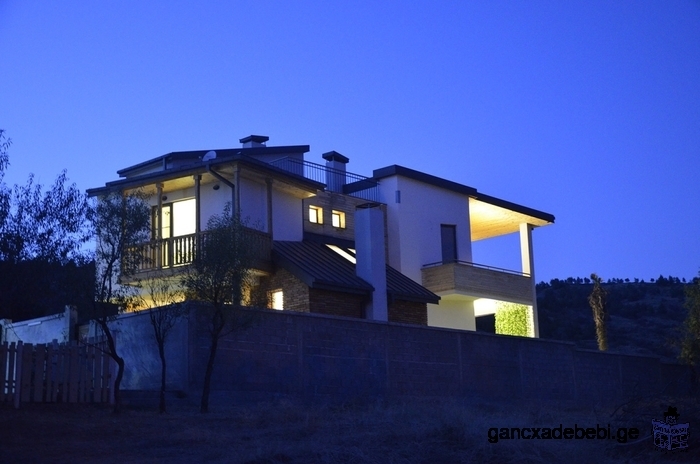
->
[309,205,323,224]
[331,210,345,228]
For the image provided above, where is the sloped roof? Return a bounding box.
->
[272,241,440,304]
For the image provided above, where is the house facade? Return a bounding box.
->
[87,135,554,335]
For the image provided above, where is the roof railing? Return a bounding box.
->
[269,157,379,202]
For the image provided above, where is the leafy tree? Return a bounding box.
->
[89,190,151,413]
[680,275,700,367]
[588,273,608,351]
[0,129,9,177]
[180,203,260,413]
[0,171,89,263]
[0,133,93,322]
[140,276,187,413]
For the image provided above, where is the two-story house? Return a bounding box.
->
[87,135,554,336]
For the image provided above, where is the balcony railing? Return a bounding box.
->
[126,228,272,274]
[268,157,379,201]
[421,260,534,305]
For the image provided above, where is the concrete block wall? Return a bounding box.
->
[185,307,693,406]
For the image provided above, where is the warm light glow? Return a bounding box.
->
[473,298,499,316]
[326,244,356,263]
[271,289,284,310]
[331,210,345,228]
[309,205,323,224]
[173,198,196,236]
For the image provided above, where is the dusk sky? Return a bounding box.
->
[1,1,699,283]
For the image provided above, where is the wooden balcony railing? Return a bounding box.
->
[126,228,272,274]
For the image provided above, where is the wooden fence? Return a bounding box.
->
[0,340,115,408]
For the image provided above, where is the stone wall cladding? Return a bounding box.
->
[388,299,427,325]
[259,268,309,312]
[309,288,364,318]
[186,307,693,407]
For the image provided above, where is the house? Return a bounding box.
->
[87,135,554,335]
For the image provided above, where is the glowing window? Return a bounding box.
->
[309,205,323,224]
[331,210,345,228]
[271,289,284,310]
[173,199,196,236]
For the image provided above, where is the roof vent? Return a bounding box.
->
[240,135,269,148]
[202,150,217,161]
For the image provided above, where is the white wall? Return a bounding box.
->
[199,181,230,227]
[1,306,76,344]
[379,176,472,283]
[272,188,303,240]
[239,177,267,230]
[427,295,475,331]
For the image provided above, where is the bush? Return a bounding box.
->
[495,302,529,336]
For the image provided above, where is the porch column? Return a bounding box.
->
[233,165,241,218]
[156,183,163,269]
[520,223,539,338]
[266,178,273,237]
[194,175,201,235]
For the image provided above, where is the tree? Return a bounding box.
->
[680,275,700,367]
[0,132,93,321]
[180,203,260,413]
[89,190,151,413]
[0,129,9,177]
[140,276,187,413]
[588,273,608,351]
[0,171,90,263]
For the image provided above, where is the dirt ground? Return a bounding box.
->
[1,396,698,463]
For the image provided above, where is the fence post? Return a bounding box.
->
[109,331,117,405]
[14,341,23,409]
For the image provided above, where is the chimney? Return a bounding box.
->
[322,151,349,193]
[240,135,269,148]
[355,203,388,321]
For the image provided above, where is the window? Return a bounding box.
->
[309,205,323,224]
[331,210,345,228]
[270,289,284,310]
[152,198,196,238]
[441,224,457,263]
[151,198,197,267]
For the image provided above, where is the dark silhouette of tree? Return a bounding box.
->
[180,204,260,413]
[680,275,700,367]
[588,273,608,351]
[0,133,93,322]
[140,276,187,413]
[0,129,9,177]
[89,190,151,413]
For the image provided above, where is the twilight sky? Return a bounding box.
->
[1,1,699,283]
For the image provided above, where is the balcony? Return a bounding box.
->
[126,228,272,276]
[268,157,379,201]
[421,261,533,305]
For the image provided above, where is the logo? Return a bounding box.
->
[651,406,689,452]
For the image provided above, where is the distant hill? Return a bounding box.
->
[536,276,690,362]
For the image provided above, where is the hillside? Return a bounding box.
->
[536,276,690,362]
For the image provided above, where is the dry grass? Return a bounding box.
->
[1,395,698,463]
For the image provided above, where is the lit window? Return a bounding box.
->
[309,205,323,224]
[271,289,284,310]
[331,210,345,228]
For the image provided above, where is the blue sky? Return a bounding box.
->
[1,1,699,283]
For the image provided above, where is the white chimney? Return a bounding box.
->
[355,203,388,321]
[322,151,349,193]
[240,135,269,148]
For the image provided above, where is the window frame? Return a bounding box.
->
[309,205,323,224]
